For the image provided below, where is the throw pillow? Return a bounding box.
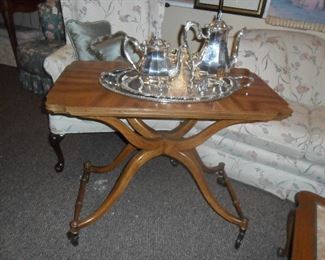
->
[89,31,139,62]
[66,20,111,60]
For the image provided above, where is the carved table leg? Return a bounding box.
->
[66,143,142,244]
[49,132,64,172]
[189,150,245,218]
[188,150,248,248]
[67,148,161,245]
[67,161,91,246]
[277,209,295,257]
[215,162,247,248]
[171,150,248,248]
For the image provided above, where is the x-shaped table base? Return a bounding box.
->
[67,118,248,248]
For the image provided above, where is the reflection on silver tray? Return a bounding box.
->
[99,69,253,103]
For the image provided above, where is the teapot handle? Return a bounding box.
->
[183,21,206,57]
[184,21,205,45]
[123,35,142,72]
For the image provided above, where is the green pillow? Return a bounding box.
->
[89,31,139,62]
[66,20,111,60]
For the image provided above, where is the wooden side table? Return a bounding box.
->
[46,61,292,247]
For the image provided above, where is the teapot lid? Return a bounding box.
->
[206,15,231,32]
[147,34,170,49]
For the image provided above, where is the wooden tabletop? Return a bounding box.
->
[46,61,292,121]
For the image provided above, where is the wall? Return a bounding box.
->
[162,6,325,48]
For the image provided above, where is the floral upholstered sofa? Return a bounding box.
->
[17,0,65,95]
[44,1,325,202]
[196,29,325,201]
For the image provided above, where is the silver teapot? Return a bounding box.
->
[184,15,246,77]
[123,34,181,79]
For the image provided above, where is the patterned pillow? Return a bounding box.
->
[89,31,139,62]
[66,20,111,60]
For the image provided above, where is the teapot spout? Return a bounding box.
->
[230,27,247,67]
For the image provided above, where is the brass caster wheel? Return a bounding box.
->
[216,175,226,186]
[234,228,246,249]
[67,231,79,246]
[55,161,64,172]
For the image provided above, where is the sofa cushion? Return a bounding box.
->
[306,106,325,164]
[199,131,325,184]
[226,102,310,159]
[49,115,180,135]
[61,0,165,44]
[195,102,309,160]
[66,20,111,60]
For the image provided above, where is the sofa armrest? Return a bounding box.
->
[44,44,77,82]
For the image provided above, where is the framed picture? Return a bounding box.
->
[266,0,325,33]
[166,0,194,8]
[194,0,268,17]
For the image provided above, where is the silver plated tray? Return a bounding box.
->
[99,69,253,103]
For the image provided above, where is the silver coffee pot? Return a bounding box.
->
[184,2,246,77]
[123,34,181,79]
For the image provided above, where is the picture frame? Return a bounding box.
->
[194,0,268,17]
[166,0,194,8]
[266,0,325,33]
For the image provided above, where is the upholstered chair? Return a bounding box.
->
[16,0,65,95]
[44,0,167,171]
